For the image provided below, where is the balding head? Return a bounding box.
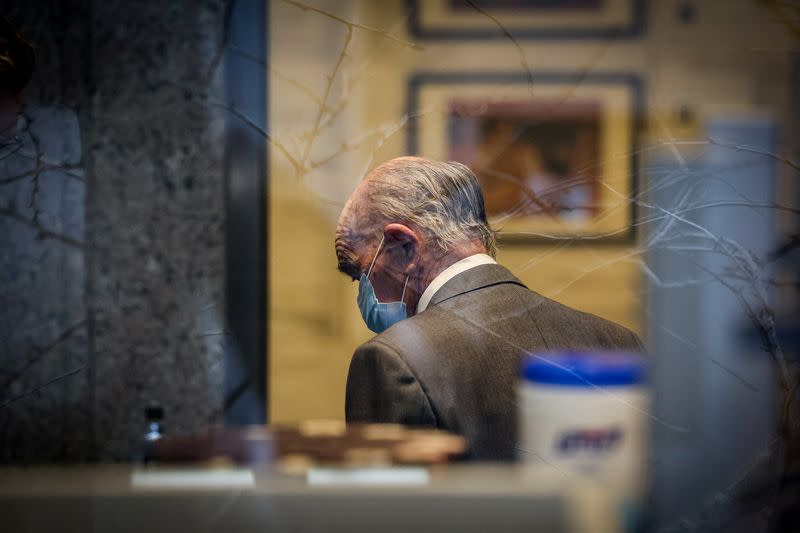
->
[336,157,496,279]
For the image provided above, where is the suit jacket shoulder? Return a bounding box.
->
[521,293,645,352]
[345,337,437,427]
[422,262,643,353]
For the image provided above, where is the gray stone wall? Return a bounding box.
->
[2,0,230,461]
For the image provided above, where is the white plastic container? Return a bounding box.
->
[518,351,648,526]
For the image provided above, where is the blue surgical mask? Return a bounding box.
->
[357,236,410,333]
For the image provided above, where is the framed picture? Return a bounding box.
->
[407,0,646,40]
[407,72,642,243]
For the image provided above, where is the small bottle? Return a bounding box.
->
[144,405,165,442]
[136,405,164,463]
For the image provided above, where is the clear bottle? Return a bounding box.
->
[144,405,165,443]
[135,405,164,463]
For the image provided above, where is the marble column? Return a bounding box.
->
[2,0,232,461]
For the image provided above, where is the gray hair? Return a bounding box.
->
[361,157,497,257]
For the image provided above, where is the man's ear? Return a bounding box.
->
[383,223,420,274]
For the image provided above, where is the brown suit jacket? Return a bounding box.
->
[345,263,644,460]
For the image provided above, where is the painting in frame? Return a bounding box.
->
[407,72,642,243]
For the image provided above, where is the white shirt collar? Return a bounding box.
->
[416,253,497,314]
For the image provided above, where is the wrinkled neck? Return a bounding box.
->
[408,243,487,315]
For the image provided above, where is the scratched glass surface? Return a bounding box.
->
[1,1,798,532]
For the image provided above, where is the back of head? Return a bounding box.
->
[362,156,497,257]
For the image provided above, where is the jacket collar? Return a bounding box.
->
[427,263,527,309]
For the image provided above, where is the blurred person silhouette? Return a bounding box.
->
[0,16,34,157]
[335,156,643,460]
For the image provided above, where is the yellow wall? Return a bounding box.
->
[268,0,795,423]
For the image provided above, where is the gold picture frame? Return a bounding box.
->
[407,72,642,243]
[408,0,646,40]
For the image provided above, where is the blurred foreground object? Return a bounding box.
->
[519,351,648,530]
[0,462,618,533]
[149,421,466,469]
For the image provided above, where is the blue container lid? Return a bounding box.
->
[521,351,646,387]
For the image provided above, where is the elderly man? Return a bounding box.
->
[335,156,643,460]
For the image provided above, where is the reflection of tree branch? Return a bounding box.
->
[1,320,86,390]
[727,274,799,289]
[464,0,535,89]
[447,303,689,433]
[12,148,87,171]
[512,152,800,470]
[519,196,800,222]
[467,0,615,168]
[309,113,408,170]
[523,245,764,398]
[477,166,560,221]
[522,245,767,397]
[602,180,765,299]
[209,99,302,173]
[270,66,325,107]
[0,204,85,248]
[227,45,328,108]
[223,5,420,184]
[310,14,411,140]
[20,111,44,224]
[504,141,795,405]
[0,366,86,409]
[689,254,796,452]
[708,136,800,172]
[658,438,780,533]
[204,0,236,84]
[301,25,353,169]
[0,137,24,161]
[281,0,422,50]
[242,13,421,181]
[0,163,84,185]
[196,330,231,337]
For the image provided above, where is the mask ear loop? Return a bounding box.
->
[366,235,385,279]
[400,273,409,303]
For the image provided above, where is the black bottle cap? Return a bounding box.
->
[145,405,164,420]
